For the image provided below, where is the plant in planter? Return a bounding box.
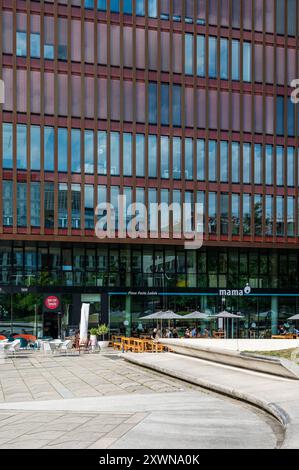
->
[97,324,110,350]
[89,328,99,351]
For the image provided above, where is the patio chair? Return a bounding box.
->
[3,340,21,357]
[56,340,73,355]
[42,341,54,355]
[78,340,91,354]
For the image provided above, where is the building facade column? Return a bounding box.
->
[125,295,132,337]
[271,296,278,335]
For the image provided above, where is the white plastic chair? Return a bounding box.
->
[42,342,54,355]
[57,340,73,355]
[3,340,21,356]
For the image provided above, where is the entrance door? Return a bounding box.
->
[43,313,58,339]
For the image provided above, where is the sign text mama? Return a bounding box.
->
[219,284,251,297]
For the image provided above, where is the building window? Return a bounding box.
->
[44,127,55,172]
[287,196,295,237]
[254,194,262,236]
[136,134,145,177]
[220,193,229,235]
[71,129,81,173]
[16,31,27,56]
[254,144,262,185]
[148,83,157,125]
[3,123,13,169]
[197,36,205,77]
[287,147,294,187]
[232,142,240,183]
[110,132,120,176]
[123,133,133,177]
[265,195,274,236]
[17,125,27,170]
[232,194,240,235]
[185,138,193,180]
[30,126,41,171]
[71,184,81,229]
[84,130,94,174]
[243,42,251,82]
[3,181,13,226]
[44,182,54,229]
[208,192,217,234]
[220,141,228,183]
[276,146,284,186]
[265,145,273,186]
[208,141,217,182]
[30,182,40,227]
[185,34,193,75]
[58,128,68,173]
[148,135,157,178]
[232,40,240,81]
[30,32,40,58]
[161,84,169,126]
[197,139,205,181]
[161,136,169,179]
[220,38,228,80]
[173,137,181,180]
[208,37,217,78]
[97,131,107,175]
[243,143,251,184]
[243,194,251,235]
[58,183,68,229]
[276,195,285,236]
[276,96,284,135]
[85,185,94,229]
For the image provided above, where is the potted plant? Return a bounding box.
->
[97,324,110,350]
[89,328,99,351]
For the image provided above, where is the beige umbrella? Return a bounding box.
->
[212,311,244,339]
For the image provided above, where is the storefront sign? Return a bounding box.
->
[43,295,61,313]
[219,284,252,297]
[128,291,158,296]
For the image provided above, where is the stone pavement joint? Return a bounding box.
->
[0,353,284,449]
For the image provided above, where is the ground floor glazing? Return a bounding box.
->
[0,290,298,340]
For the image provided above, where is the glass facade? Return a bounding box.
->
[0,1,298,339]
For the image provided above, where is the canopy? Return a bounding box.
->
[139,311,164,320]
[140,311,181,320]
[288,314,299,320]
[184,311,209,320]
[80,303,90,342]
[213,311,245,319]
[159,310,182,320]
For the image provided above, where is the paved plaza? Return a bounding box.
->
[0,351,282,449]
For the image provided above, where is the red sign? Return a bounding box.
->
[44,296,60,311]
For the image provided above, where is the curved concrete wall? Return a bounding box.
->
[160,339,299,380]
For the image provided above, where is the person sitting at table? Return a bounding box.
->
[204,328,211,338]
[151,328,157,340]
[155,328,161,341]
[172,328,179,339]
[191,327,197,338]
[184,328,191,338]
[165,329,173,338]
[279,325,287,335]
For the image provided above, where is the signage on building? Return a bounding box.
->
[219,284,252,297]
[128,291,159,296]
[43,295,61,313]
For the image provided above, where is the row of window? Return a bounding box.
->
[3,123,299,186]
[0,243,297,286]
[82,0,297,37]
[2,181,299,238]
[8,18,296,86]
[3,69,298,136]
